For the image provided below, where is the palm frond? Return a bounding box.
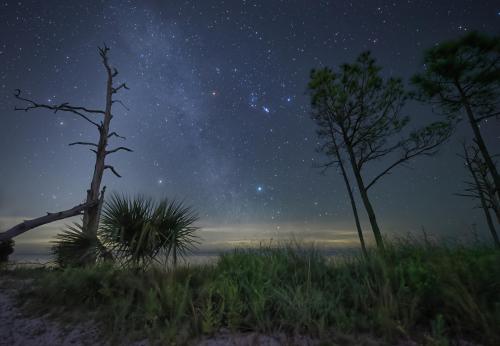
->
[51,223,109,267]
[100,193,200,268]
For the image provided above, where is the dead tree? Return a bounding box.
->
[0,46,131,252]
[456,144,500,247]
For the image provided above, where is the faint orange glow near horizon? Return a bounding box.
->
[2,216,366,261]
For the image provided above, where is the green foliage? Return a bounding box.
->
[412,31,500,121]
[309,51,409,160]
[309,51,451,177]
[308,51,451,251]
[51,223,108,267]
[0,238,14,262]
[151,198,199,266]
[100,194,157,266]
[100,193,199,268]
[51,194,199,269]
[20,242,500,345]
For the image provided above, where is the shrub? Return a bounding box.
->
[0,238,14,262]
[21,242,500,345]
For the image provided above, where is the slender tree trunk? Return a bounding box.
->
[343,139,385,250]
[456,82,500,202]
[492,198,500,227]
[82,53,114,245]
[331,136,367,256]
[471,172,500,248]
[465,149,500,247]
[339,161,368,256]
[481,200,500,248]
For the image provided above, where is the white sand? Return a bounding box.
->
[0,283,103,346]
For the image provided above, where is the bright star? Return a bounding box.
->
[262,106,270,113]
[158,179,163,184]
[249,93,258,108]
[257,186,263,192]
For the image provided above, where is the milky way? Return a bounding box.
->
[1,1,499,255]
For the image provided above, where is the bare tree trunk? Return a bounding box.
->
[344,141,385,250]
[82,64,113,241]
[464,148,500,248]
[481,201,500,248]
[340,162,368,256]
[330,136,367,256]
[456,82,500,202]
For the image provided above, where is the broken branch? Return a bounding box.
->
[0,200,98,242]
[104,165,122,178]
[106,146,133,155]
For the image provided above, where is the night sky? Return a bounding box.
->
[1,1,499,257]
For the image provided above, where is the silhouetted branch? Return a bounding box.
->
[104,165,121,177]
[112,83,129,94]
[107,132,126,140]
[106,146,133,155]
[14,89,102,128]
[69,141,98,147]
[112,99,130,111]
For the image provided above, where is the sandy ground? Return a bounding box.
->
[0,281,104,346]
[0,277,317,346]
[0,276,478,346]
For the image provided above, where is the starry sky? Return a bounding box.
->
[0,1,499,258]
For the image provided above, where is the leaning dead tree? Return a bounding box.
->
[0,45,131,246]
[456,143,500,247]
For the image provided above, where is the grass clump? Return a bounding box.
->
[17,242,500,345]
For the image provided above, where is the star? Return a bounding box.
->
[262,106,270,113]
[257,186,263,192]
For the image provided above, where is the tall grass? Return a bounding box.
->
[18,241,500,345]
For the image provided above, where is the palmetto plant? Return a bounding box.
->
[100,194,199,268]
[51,194,199,268]
[51,223,110,267]
[152,199,200,267]
[100,194,157,267]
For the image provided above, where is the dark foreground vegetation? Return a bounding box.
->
[4,241,499,345]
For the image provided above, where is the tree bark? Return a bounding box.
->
[82,48,115,245]
[343,140,385,250]
[464,148,500,248]
[330,135,368,256]
[480,194,500,248]
[0,201,96,242]
[456,81,500,202]
[340,126,385,250]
